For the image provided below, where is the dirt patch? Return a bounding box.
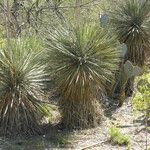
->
[0,99,149,150]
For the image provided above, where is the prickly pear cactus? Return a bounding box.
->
[124,60,142,79]
[120,43,127,58]
[133,66,142,76]
[100,14,109,25]
[117,60,142,106]
[124,60,134,78]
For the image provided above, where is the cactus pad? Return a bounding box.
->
[120,43,127,58]
[133,66,142,76]
[124,61,142,78]
[124,60,133,78]
[100,14,109,25]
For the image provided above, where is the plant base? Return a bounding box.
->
[59,98,103,129]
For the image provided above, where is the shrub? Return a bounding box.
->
[0,38,49,135]
[45,24,121,128]
[133,73,150,118]
[108,127,130,145]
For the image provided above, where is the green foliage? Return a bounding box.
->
[133,73,150,114]
[126,144,131,150]
[45,24,121,128]
[0,38,6,49]
[0,38,50,135]
[110,0,150,66]
[108,127,130,145]
[147,127,150,133]
[46,24,121,96]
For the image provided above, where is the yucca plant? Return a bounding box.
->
[110,0,150,99]
[0,38,49,135]
[110,0,150,66]
[45,25,121,128]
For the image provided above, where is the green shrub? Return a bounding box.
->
[133,73,150,115]
[108,127,130,145]
[0,38,50,135]
[147,127,150,133]
[45,24,121,128]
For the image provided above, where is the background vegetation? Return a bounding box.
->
[0,0,149,150]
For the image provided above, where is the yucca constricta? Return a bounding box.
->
[45,25,121,128]
[110,0,150,66]
[110,0,150,99]
[0,38,49,135]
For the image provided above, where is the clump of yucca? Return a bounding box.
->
[0,38,49,135]
[110,0,150,66]
[45,25,121,128]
